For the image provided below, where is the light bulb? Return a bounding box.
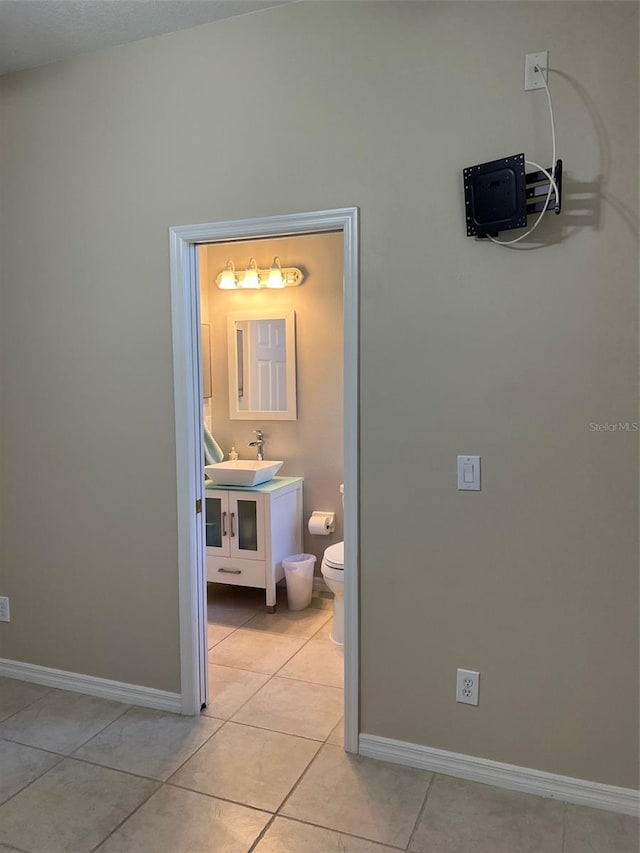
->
[267,256,285,288]
[241,258,260,289]
[219,260,236,290]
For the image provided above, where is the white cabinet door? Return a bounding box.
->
[205,490,265,561]
[228,492,265,561]
[204,493,230,557]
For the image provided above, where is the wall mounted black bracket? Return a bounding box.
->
[525,159,562,217]
[464,154,562,239]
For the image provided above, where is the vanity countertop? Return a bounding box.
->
[205,475,303,493]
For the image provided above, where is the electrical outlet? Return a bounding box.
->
[0,596,10,623]
[456,668,479,706]
[524,51,549,91]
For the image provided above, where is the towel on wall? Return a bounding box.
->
[203,422,224,465]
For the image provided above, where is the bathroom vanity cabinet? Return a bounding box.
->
[204,476,303,611]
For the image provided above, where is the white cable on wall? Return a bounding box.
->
[488,64,558,246]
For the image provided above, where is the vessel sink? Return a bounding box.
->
[204,460,284,487]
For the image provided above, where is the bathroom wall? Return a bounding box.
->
[199,232,344,568]
[0,2,637,790]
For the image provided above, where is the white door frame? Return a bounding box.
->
[169,208,360,753]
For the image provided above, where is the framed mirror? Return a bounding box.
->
[227,309,297,420]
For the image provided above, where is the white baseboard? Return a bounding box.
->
[0,658,182,714]
[359,733,639,817]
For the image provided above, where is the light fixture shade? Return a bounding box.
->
[267,256,285,288]
[219,260,237,290]
[241,258,260,289]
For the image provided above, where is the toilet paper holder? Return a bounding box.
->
[308,511,336,535]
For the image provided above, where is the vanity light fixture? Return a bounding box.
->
[215,257,305,290]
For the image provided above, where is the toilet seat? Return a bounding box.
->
[321,565,344,586]
[323,541,344,570]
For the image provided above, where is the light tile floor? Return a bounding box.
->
[0,583,637,852]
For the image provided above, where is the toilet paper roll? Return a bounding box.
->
[308,512,336,535]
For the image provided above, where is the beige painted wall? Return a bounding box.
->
[0,2,637,789]
[200,233,344,568]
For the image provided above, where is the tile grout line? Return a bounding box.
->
[3,723,230,807]
[206,611,255,649]
[1,743,187,816]
[241,608,333,677]
[0,682,56,727]
[162,774,275,816]
[0,734,67,759]
[88,777,275,852]
[160,717,233,783]
[204,664,342,717]
[213,717,329,746]
[269,689,346,819]
[67,702,133,756]
[208,626,306,679]
[2,739,166,846]
[246,813,278,852]
[243,696,341,852]
[64,751,202,786]
[267,814,407,851]
[1,710,162,818]
[211,615,333,678]
[0,751,65,813]
[275,672,343,690]
[0,694,133,762]
[87,778,162,853]
[405,772,436,852]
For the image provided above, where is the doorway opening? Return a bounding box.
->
[169,209,359,752]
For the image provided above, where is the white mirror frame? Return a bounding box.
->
[226,308,297,420]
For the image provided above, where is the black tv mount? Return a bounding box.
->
[463,153,562,239]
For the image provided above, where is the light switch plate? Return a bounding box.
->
[0,596,10,622]
[457,455,480,491]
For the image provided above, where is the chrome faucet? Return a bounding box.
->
[248,429,264,461]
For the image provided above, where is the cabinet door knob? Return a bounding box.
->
[222,511,227,537]
[218,567,241,575]
[230,512,236,538]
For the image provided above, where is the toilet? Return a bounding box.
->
[321,484,345,645]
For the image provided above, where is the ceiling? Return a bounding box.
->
[0,0,291,76]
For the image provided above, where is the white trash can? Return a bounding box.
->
[283,553,316,611]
